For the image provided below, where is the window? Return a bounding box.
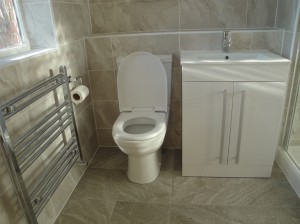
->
[0,0,29,58]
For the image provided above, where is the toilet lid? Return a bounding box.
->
[117,52,168,112]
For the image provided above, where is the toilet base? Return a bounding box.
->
[127,149,162,184]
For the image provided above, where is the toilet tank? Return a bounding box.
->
[116,54,173,106]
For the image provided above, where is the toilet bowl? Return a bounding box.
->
[112,52,172,184]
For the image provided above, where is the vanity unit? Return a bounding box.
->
[181,51,290,177]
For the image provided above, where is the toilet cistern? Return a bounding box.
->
[223,31,232,53]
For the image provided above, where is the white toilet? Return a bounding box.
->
[112,52,172,184]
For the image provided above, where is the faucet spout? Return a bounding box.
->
[223,31,232,53]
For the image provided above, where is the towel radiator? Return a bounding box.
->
[0,66,84,223]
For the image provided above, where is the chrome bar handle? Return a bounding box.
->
[219,89,227,164]
[235,90,246,164]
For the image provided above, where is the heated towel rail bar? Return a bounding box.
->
[0,66,84,224]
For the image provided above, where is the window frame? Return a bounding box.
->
[0,0,30,58]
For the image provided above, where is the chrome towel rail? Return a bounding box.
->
[0,66,84,224]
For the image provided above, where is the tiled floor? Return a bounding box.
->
[55,147,300,224]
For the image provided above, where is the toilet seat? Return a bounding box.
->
[113,111,167,142]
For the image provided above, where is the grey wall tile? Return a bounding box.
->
[163,129,181,149]
[180,32,223,51]
[282,31,294,59]
[22,2,56,48]
[251,31,284,55]
[90,3,116,34]
[180,0,247,30]
[276,0,299,32]
[247,0,277,28]
[98,129,117,146]
[171,68,182,101]
[85,38,114,70]
[53,2,91,45]
[111,34,180,68]
[89,70,117,100]
[0,65,22,105]
[94,100,119,129]
[231,32,252,50]
[168,101,181,130]
[115,0,179,32]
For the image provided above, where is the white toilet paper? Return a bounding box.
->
[71,85,89,105]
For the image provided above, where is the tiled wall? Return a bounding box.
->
[0,0,98,223]
[86,30,285,149]
[89,0,278,35]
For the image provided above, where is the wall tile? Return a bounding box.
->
[247,0,277,28]
[94,100,119,129]
[53,2,91,45]
[115,0,179,32]
[180,33,223,51]
[85,38,114,70]
[231,32,252,50]
[89,70,117,100]
[0,149,12,196]
[90,3,116,34]
[61,40,88,78]
[168,101,181,130]
[22,2,56,48]
[276,0,299,32]
[251,31,284,55]
[37,199,56,224]
[0,65,22,105]
[111,34,180,68]
[98,129,116,146]
[282,31,294,59]
[163,129,181,149]
[171,68,182,101]
[180,0,247,30]
[81,132,99,162]
[18,50,66,91]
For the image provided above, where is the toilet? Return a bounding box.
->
[112,52,172,184]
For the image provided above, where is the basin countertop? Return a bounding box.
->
[181,50,290,65]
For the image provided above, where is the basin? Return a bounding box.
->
[180,50,290,82]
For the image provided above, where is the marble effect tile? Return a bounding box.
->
[55,198,115,224]
[89,147,127,170]
[109,201,170,224]
[118,171,172,203]
[251,31,284,55]
[180,0,247,30]
[170,204,230,224]
[180,33,223,51]
[94,100,119,129]
[98,129,117,146]
[71,168,125,200]
[90,3,116,34]
[115,0,179,32]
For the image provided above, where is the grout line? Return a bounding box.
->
[274,0,279,27]
[245,0,249,27]
[280,31,285,56]
[87,0,93,36]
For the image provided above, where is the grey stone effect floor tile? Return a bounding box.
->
[161,148,182,172]
[109,201,170,224]
[227,206,296,224]
[71,168,125,200]
[118,171,172,204]
[172,174,227,206]
[89,147,128,170]
[170,204,230,224]
[55,198,115,224]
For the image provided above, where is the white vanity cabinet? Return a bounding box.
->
[181,51,290,177]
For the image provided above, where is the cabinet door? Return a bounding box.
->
[183,82,233,165]
[228,82,285,166]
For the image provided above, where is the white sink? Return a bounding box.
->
[181,50,288,64]
[180,50,290,82]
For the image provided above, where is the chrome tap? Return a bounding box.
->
[223,31,232,53]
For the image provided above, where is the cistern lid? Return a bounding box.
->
[117,52,168,113]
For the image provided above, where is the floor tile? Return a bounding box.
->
[172,174,227,206]
[89,147,127,170]
[170,204,230,224]
[71,168,125,200]
[118,171,172,203]
[55,198,115,224]
[109,201,170,224]
[227,206,295,224]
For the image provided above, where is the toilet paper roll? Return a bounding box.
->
[71,85,89,105]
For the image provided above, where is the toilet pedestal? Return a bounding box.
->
[127,149,162,184]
